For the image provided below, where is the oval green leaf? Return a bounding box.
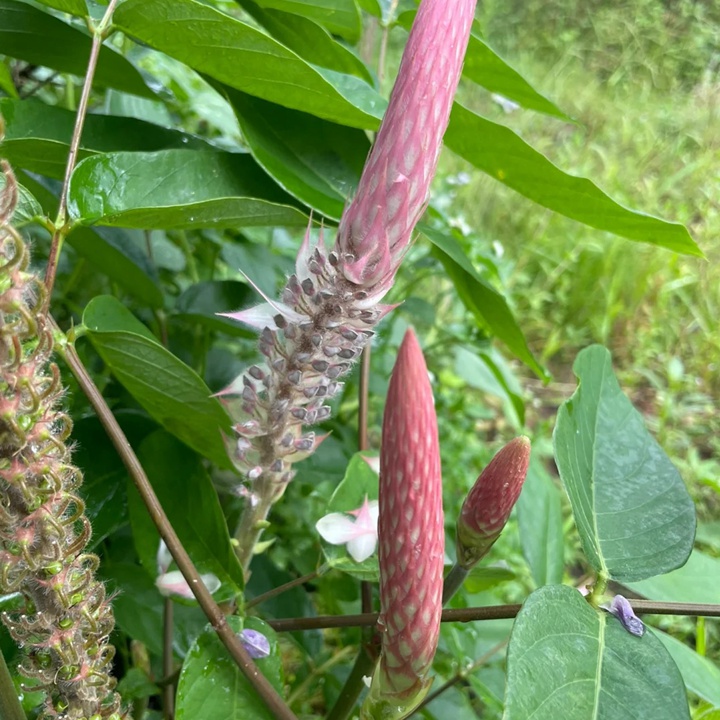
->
[35,0,86,16]
[251,0,361,43]
[553,345,696,583]
[444,103,702,257]
[176,616,282,720]
[113,0,383,129]
[504,585,691,720]
[83,295,233,468]
[223,87,369,219]
[68,150,309,229]
[0,0,152,97]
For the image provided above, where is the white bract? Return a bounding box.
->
[316,496,379,562]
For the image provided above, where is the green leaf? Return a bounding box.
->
[504,585,691,720]
[319,451,379,581]
[222,87,369,219]
[625,550,720,604]
[0,60,18,98]
[221,240,294,298]
[236,0,372,82]
[83,295,233,468]
[444,103,702,257]
[656,631,720,708]
[464,566,516,594]
[175,280,256,337]
[68,150,309,229]
[250,0,362,42]
[126,431,245,596]
[17,170,164,307]
[0,0,152,97]
[0,98,211,179]
[553,345,696,583]
[464,31,571,121]
[421,223,545,379]
[114,0,384,129]
[35,0,86,15]
[176,616,282,720]
[516,460,565,587]
[0,171,42,227]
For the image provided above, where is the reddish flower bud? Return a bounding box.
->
[456,436,531,569]
[363,329,444,719]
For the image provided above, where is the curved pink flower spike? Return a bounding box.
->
[362,329,444,719]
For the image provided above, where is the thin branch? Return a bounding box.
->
[245,564,329,611]
[43,0,120,310]
[267,599,720,633]
[55,326,298,720]
[0,649,25,720]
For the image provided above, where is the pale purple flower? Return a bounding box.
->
[239,628,271,659]
[316,495,379,562]
[605,595,645,637]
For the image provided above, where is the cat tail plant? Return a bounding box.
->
[0,159,121,719]
[221,0,480,577]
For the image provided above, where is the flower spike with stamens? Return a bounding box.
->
[361,329,444,720]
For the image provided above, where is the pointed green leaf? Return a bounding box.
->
[83,295,233,468]
[222,87,368,219]
[517,460,565,587]
[0,60,18,98]
[236,0,372,82]
[176,616,282,720]
[0,98,211,179]
[114,0,384,129]
[126,431,245,596]
[250,0,362,43]
[35,0,86,14]
[625,550,720,604]
[68,150,308,229]
[553,345,696,582]
[0,171,42,227]
[421,223,545,379]
[18,170,164,307]
[175,280,256,337]
[0,0,152,97]
[504,585,691,720]
[445,103,702,256]
[319,451,379,581]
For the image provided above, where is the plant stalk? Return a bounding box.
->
[55,327,298,720]
[0,650,25,720]
[163,598,175,720]
[441,564,469,605]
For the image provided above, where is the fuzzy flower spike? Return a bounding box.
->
[361,329,444,720]
[0,161,121,719]
[224,0,478,577]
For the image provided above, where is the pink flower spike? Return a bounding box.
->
[316,495,379,562]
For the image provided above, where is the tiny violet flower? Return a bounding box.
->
[604,594,645,637]
[315,495,379,562]
[239,629,271,659]
[155,540,221,599]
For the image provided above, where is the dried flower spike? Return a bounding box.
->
[0,161,121,719]
[361,329,444,720]
[456,436,531,570]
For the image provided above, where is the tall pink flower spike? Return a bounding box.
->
[223,0,478,577]
[361,329,444,720]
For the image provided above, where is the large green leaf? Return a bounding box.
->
[176,616,282,720]
[223,87,368,219]
[251,0,361,42]
[0,0,152,98]
[445,103,702,256]
[235,0,372,82]
[35,0,86,15]
[504,585,691,720]
[421,223,545,379]
[17,170,164,307]
[114,0,384,129]
[625,550,720,604]
[553,345,696,582]
[83,295,233,468]
[657,631,720,708]
[0,98,210,179]
[67,150,309,229]
[126,431,245,597]
[517,460,565,587]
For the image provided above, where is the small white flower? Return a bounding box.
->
[155,540,221,599]
[316,495,379,563]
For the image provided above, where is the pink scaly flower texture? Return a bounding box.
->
[362,329,444,719]
[335,0,478,290]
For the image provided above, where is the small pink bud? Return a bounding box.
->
[456,436,531,569]
[363,329,444,718]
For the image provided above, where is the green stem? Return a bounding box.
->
[163,598,175,720]
[441,564,469,605]
[326,637,381,720]
[0,650,24,720]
